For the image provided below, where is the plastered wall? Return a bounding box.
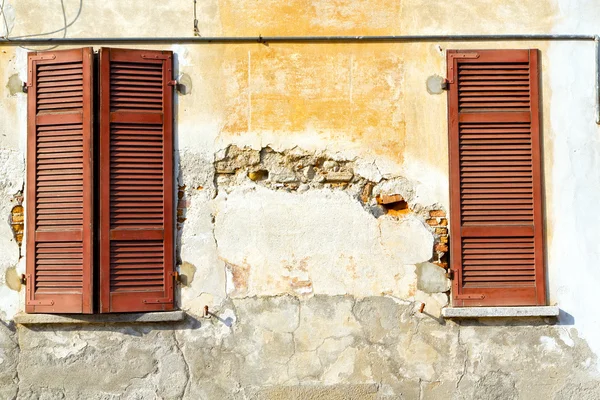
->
[0,1,599,399]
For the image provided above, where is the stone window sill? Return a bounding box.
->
[13,310,185,325]
[442,306,559,318]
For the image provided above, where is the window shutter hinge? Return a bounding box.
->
[25,272,55,306]
[167,80,178,87]
[447,52,480,84]
[441,78,450,91]
[173,271,181,283]
[142,298,173,304]
[29,54,56,61]
[456,294,485,300]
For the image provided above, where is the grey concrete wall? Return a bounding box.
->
[2,297,600,399]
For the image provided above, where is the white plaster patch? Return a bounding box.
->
[214,186,434,299]
[379,217,433,265]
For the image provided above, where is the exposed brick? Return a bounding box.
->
[376,194,404,205]
[435,227,448,235]
[429,210,446,218]
[360,182,374,204]
[439,218,448,226]
[386,208,411,217]
[434,243,449,253]
[10,205,24,247]
[440,236,449,243]
[426,218,438,226]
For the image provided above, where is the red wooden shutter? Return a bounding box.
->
[447,49,545,306]
[99,48,174,312]
[26,48,94,313]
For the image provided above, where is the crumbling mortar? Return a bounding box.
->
[213,145,443,222]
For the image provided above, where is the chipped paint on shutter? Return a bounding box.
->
[447,49,546,306]
[99,48,174,313]
[26,48,94,313]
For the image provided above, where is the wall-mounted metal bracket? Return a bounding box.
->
[441,78,450,91]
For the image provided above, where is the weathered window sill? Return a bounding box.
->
[13,310,185,325]
[442,306,559,318]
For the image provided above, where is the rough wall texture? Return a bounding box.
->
[1,298,599,399]
[0,0,600,399]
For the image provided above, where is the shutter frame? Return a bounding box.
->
[99,48,175,313]
[447,49,546,307]
[26,47,94,313]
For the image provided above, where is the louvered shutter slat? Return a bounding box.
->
[447,49,545,306]
[99,48,174,313]
[26,48,94,313]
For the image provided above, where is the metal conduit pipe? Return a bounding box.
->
[1,34,599,123]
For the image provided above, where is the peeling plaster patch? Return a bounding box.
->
[6,74,22,96]
[215,186,434,299]
[179,261,197,287]
[4,267,20,291]
[379,217,433,264]
[212,146,446,300]
[416,262,450,294]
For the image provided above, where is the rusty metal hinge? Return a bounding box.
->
[142,298,173,304]
[167,80,178,87]
[441,78,450,91]
[25,272,55,306]
[456,294,485,300]
[173,271,181,283]
[447,52,480,84]
[141,53,171,60]
[29,54,56,61]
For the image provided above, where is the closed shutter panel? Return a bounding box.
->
[26,48,94,313]
[447,49,545,306]
[99,48,175,312]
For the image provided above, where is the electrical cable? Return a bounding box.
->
[0,0,82,51]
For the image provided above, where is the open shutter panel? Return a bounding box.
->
[447,49,545,306]
[99,48,175,312]
[26,48,94,313]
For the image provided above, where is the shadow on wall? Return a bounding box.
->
[173,52,185,311]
